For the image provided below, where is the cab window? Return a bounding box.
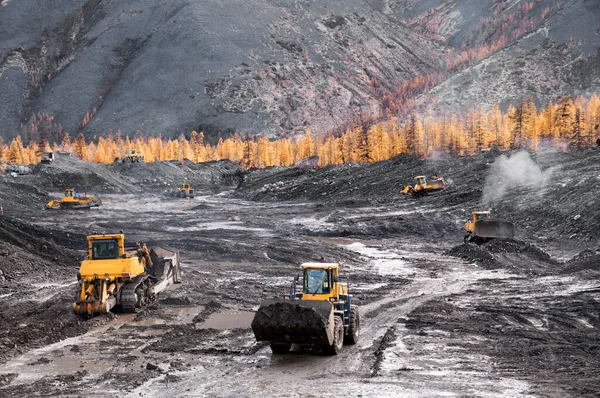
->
[475,213,489,221]
[92,240,118,260]
[303,269,331,294]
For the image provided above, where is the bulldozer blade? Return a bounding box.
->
[474,220,515,239]
[251,299,334,346]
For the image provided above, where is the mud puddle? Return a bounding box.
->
[197,311,254,330]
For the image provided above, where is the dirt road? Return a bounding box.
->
[0,190,597,397]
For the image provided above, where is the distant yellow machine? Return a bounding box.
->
[401,175,448,196]
[73,233,182,316]
[464,211,515,244]
[45,189,101,210]
[177,184,195,198]
[251,262,359,355]
[116,149,144,163]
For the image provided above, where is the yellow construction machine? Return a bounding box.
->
[116,149,144,163]
[45,189,101,210]
[177,184,195,198]
[464,211,515,244]
[401,175,449,196]
[73,233,182,316]
[251,262,359,355]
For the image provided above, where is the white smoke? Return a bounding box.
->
[481,151,555,206]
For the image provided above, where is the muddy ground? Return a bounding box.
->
[0,150,598,397]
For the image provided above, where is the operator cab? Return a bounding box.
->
[87,234,125,260]
[304,268,332,294]
[301,263,340,297]
[474,211,491,221]
[91,239,119,260]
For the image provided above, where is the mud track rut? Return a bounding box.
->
[0,194,598,397]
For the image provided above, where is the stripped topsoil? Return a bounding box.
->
[0,149,598,397]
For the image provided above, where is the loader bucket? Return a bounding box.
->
[474,220,515,239]
[251,299,335,346]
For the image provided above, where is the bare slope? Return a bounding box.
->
[0,0,444,140]
[410,0,600,112]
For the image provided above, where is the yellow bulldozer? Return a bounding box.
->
[176,183,195,198]
[45,189,102,210]
[401,175,449,196]
[73,233,182,316]
[464,211,515,244]
[251,262,359,355]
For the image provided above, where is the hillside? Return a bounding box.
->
[0,0,599,141]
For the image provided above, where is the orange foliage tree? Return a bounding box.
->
[2,95,599,168]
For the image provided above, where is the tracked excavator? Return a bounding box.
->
[73,233,182,317]
[401,175,449,196]
[251,263,359,355]
[45,189,101,210]
[464,211,515,244]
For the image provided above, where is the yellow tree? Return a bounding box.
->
[555,96,576,142]
[61,133,72,152]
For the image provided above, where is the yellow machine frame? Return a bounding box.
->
[300,263,348,301]
[180,184,192,194]
[73,234,149,315]
[464,211,491,233]
[401,175,446,195]
[46,189,94,209]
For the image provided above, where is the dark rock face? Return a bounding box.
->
[0,0,599,140]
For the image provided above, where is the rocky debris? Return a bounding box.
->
[0,216,83,278]
[0,147,598,396]
[145,363,159,371]
[0,157,245,211]
[238,150,600,243]
[447,238,559,275]
[561,249,600,274]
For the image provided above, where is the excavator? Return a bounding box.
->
[251,262,359,355]
[464,211,515,244]
[401,175,449,196]
[45,189,102,210]
[176,184,195,198]
[73,233,182,317]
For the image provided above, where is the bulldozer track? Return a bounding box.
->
[120,275,156,313]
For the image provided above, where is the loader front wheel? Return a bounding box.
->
[323,316,344,355]
[270,343,291,354]
[344,305,360,345]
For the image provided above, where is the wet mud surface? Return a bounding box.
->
[0,150,599,397]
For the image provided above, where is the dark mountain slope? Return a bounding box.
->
[0,0,598,141]
[0,0,444,140]
[398,0,600,113]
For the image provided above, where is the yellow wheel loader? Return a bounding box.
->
[115,149,144,163]
[176,184,195,198]
[401,175,449,196]
[464,211,515,244]
[251,263,359,355]
[45,189,102,210]
[73,233,182,317]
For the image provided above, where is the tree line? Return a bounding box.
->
[0,95,598,168]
